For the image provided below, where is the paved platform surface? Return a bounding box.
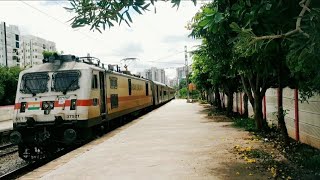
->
[21,99,263,180]
[0,120,13,132]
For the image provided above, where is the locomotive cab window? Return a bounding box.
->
[92,74,98,89]
[20,72,49,95]
[52,71,80,94]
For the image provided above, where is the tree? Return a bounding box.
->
[67,0,196,32]
[189,4,242,116]
[0,66,21,105]
[43,51,59,59]
[68,0,320,141]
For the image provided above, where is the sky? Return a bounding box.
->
[0,0,203,79]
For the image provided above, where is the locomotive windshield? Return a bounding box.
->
[20,72,49,95]
[52,71,80,94]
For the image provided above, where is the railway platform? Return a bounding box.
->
[0,120,13,133]
[20,99,263,180]
[0,105,13,133]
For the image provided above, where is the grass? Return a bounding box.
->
[198,99,208,104]
[303,154,320,170]
[289,144,320,171]
[232,117,256,131]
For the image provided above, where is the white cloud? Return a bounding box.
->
[0,1,201,78]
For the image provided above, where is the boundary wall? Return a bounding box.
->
[218,88,320,149]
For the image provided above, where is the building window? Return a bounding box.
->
[128,79,132,95]
[110,77,118,89]
[91,74,98,89]
[15,34,19,41]
[35,55,37,58]
[16,42,19,48]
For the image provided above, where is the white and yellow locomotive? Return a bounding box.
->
[10,55,175,160]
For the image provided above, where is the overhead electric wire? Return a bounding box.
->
[19,0,102,42]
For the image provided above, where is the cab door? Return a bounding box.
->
[99,71,106,115]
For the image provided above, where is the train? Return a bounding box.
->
[9,55,175,161]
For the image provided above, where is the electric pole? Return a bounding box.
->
[185,46,189,102]
[3,22,8,67]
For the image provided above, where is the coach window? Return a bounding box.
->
[128,79,132,95]
[146,82,149,96]
[110,77,118,89]
[92,74,98,89]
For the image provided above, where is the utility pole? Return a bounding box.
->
[185,45,189,102]
[3,22,8,67]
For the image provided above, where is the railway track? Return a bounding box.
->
[0,163,32,179]
[0,143,18,158]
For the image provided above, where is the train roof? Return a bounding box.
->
[21,55,174,90]
[21,61,100,74]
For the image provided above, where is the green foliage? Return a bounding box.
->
[67,0,196,32]
[302,154,320,170]
[286,8,320,97]
[189,90,200,99]
[0,66,21,105]
[43,51,58,59]
[232,117,256,131]
[178,78,187,90]
[178,87,188,98]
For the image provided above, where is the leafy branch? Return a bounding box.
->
[67,0,196,32]
[252,0,311,42]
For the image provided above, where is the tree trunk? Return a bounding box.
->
[226,92,234,117]
[243,93,249,118]
[206,90,209,102]
[214,87,222,110]
[278,87,289,144]
[277,60,290,144]
[253,92,263,131]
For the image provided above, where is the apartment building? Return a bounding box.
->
[139,67,166,84]
[176,65,192,85]
[20,35,56,68]
[0,22,20,67]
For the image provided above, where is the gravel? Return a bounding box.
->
[0,152,28,176]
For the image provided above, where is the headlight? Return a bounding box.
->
[42,101,54,110]
[70,99,77,110]
[43,102,49,109]
[20,102,26,113]
[49,102,54,109]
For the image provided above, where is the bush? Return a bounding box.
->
[0,66,21,105]
[178,87,188,98]
[232,117,256,131]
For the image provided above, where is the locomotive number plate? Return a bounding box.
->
[66,114,80,119]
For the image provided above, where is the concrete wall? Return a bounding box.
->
[219,88,320,149]
[0,105,13,121]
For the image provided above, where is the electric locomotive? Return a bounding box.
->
[10,55,175,161]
